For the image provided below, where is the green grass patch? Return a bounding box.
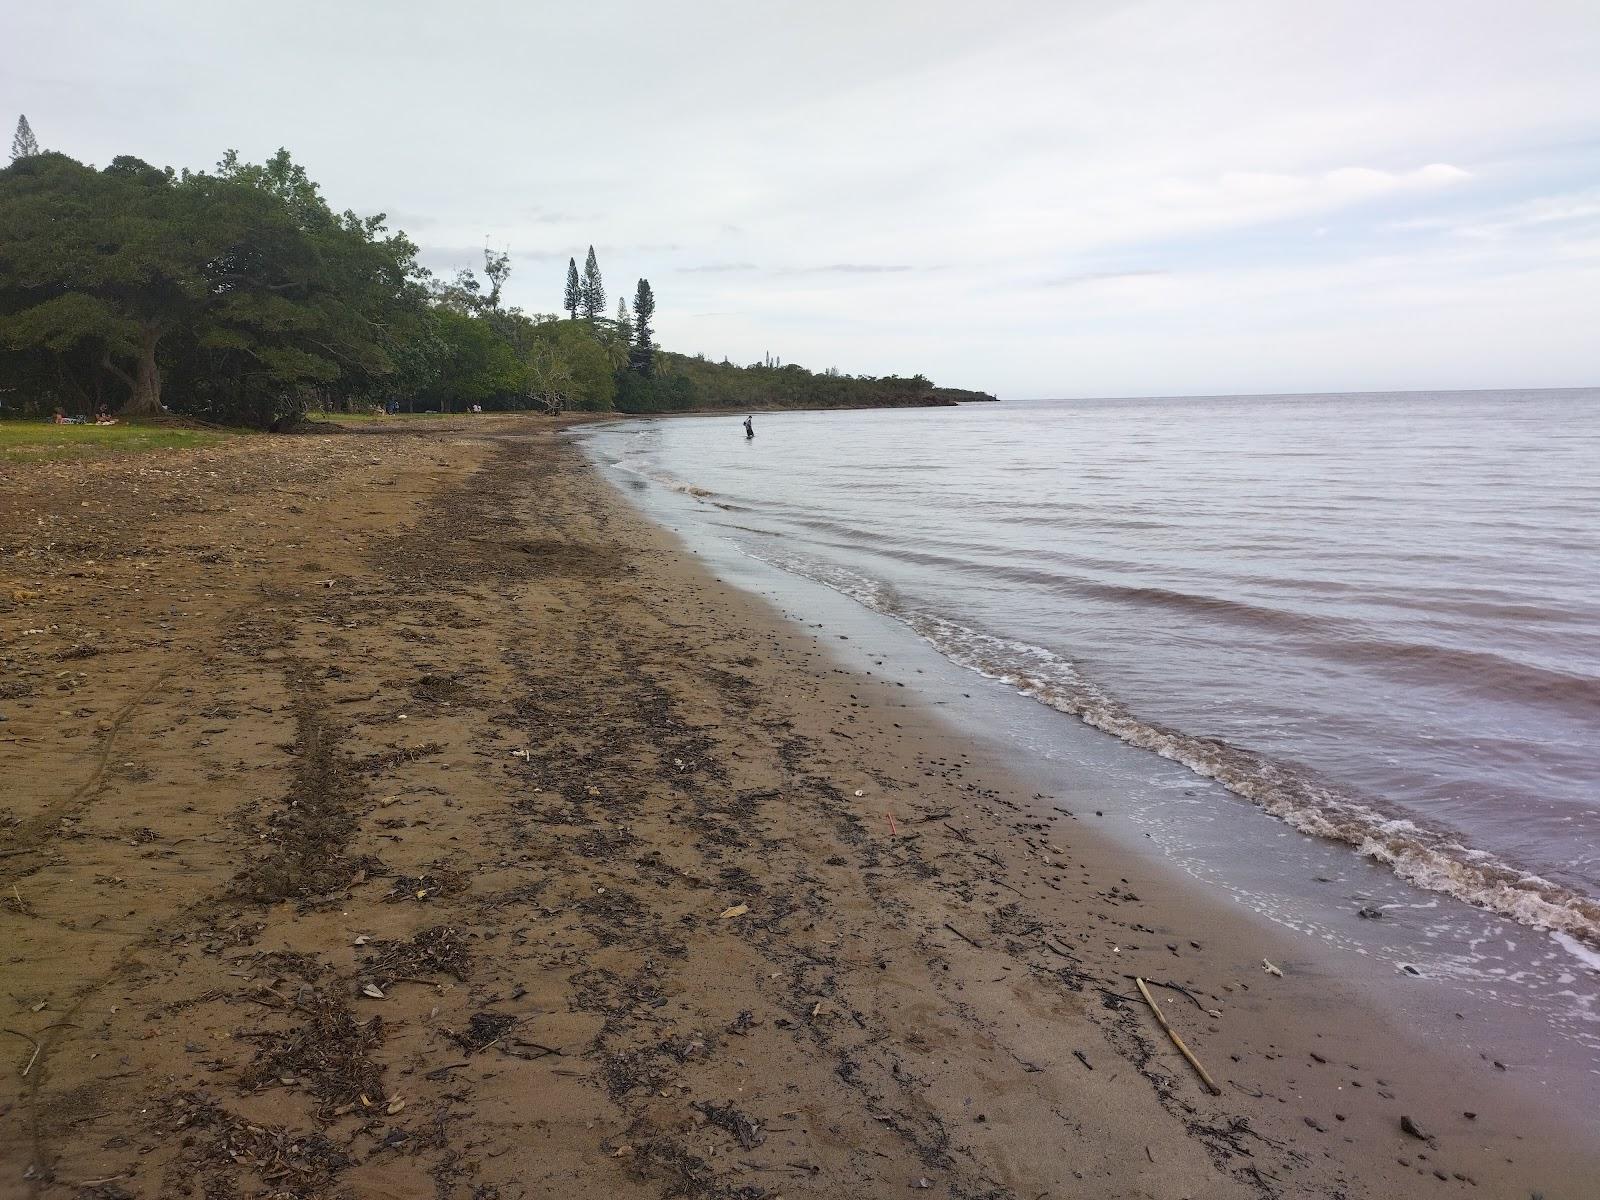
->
[308,410,462,426]
[0,421,233,461]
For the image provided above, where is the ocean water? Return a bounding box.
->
[583,390,1600,960]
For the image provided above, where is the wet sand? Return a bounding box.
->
[1,416,1593,1199]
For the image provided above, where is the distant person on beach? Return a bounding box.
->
[743,415,754,439]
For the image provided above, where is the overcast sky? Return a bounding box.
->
[5,1,1598,398]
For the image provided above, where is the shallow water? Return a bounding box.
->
[578,389,1600,1091]
[586,391,1600,942]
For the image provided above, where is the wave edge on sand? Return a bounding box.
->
[739,544,1600,953]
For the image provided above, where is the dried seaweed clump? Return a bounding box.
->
[163,1092,353,1199]
[447,1010,518,1054]
[239,990,386,1116]
[384,869,468,903]
[361,924,471,987]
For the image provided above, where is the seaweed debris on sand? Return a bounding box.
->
[0,414,1592,1199]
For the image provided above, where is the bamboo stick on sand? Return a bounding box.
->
[1135,976,1222,1096]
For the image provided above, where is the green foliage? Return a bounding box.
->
[431,267,482,314]
[0,420,229,461]
[614,298,633,347]
[564,257,581,320]
[613,368,694,413]
[629,279,656,376]
[0,147,428,426]
[650,353,994,411]
[0,152,180,417]
[170,150,427,425]
[483,248,511,311]
[580,246,605,321]
[10,115,38,161]
[525,319,614,411]
[415,308,524,411]
[0,142,991,425]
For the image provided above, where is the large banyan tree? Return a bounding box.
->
[0,149,428,425]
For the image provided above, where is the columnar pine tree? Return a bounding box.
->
[580,245,604,321]
[10,114,39,161]
[629,279,655,376]
[563,257,581,320]
[614,297,633,346]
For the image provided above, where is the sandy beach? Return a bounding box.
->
[1,416,1593,1200]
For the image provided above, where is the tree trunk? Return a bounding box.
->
[117,326,164,419]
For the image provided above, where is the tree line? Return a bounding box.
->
[0,119,991,426]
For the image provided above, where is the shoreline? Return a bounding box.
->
[1,416,1593,1198]
[582,403,1600,1085]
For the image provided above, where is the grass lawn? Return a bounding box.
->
[0,421,233,461]
[308,410,462,425]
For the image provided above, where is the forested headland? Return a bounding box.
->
[0,121,994,427]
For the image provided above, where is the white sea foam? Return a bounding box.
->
[1553,932,1600,973]
[745,545,1600,955]
[612,455,716,498]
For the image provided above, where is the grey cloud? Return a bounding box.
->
[372,209,438,231]
[8,1,1593,395]
[419,244,565,266]
[1042,269,1168,287]
[678,262,761,273]
[795,263,916,274]
[525,208,580,224]
[596,242,684,255]
[417,244,487,264]
[680,262,920,275]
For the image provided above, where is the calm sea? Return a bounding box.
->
[585,390,1600,962]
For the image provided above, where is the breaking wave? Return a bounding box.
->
[745,546,1600,950]
[611,454,716,499]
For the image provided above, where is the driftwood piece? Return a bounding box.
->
[943,922,982,949]
[1135,976,1221,1096]
[1122,973,1222,1017]
[3,1028,40,1077]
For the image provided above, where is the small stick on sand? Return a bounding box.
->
[511,1039,564,1058]
[943,922,982,949]
[1135,976,1221,1096]
[3,1029,41,1078]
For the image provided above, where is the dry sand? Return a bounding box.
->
[1,416,1593,1199]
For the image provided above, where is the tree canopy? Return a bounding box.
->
[563,258,581,321]
[0,148,426,424]
[629,279,656,378]
[0,131,991,425]
[10,115,38,161]
[579,246,605,321]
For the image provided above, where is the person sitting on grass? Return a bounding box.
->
[94,406,118,426]
[52,407,69,425]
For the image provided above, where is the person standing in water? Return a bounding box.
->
[743,415,754,439]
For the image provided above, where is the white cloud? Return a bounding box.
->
[3,0,1597,394]
[1393,187,1600,241]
